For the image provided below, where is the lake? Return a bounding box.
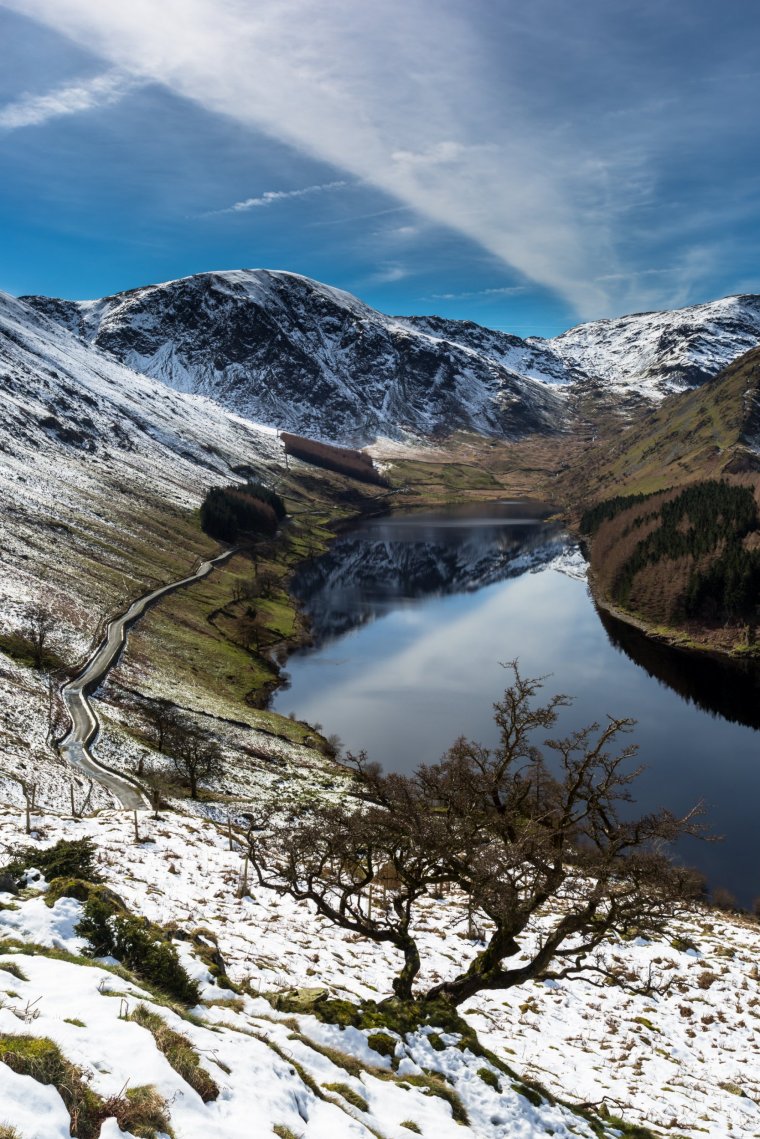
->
[272,502,760,906]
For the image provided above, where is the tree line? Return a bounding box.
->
[583,480,760,624]
[200,480,286,544]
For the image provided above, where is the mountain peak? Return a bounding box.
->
[20,271,760,444]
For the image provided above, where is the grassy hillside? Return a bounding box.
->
[562,346,760,505]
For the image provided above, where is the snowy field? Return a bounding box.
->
[1,809,758,1138]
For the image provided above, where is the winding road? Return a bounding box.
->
[59,549,234,809]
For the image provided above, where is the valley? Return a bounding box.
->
[3,271,760,1139]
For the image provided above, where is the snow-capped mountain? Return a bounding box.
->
[550,293,760,398]
[23,271,566,444]
[20,271,760,443]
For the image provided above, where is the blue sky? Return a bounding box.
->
[1,1,759,336]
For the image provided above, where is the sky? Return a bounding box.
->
[1,1,759,337]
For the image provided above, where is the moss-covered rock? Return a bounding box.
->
[269,986,330,1013]
[366,1031,397,1059]
[313,996,479,1051]
[45,877,126,911]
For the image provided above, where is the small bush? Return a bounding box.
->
[0,1125,23,1139]
[401,1123,421,1134]
[1,839,100,888]
[102,1084,174,1138]
[77,897,200,1006]
[130,1004,219,1102]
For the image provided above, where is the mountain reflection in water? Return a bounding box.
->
[291,502,567,643]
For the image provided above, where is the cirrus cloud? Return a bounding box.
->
[2,0,758,319]
[0,68,136,130]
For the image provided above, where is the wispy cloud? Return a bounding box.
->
[370,263,409,284]
[0,69,136,130]
[5,0,759,317]
[426,286,528,301]
[217,180,348,214]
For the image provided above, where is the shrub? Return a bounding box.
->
[1,839,100,888]
[76,897,200,1006]
[129,1004,219,1102]
[101,1084,173,1139]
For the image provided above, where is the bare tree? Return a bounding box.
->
[23,602,56,670]
[143,697,182,754]
[140,766,176,818]
[255,569,281,600]
[248,664,706,1006]
[238,610,267,653]
[166,720,223,799]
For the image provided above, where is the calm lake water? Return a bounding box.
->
[272,503,760,905]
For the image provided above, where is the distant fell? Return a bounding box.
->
[22,270,760,444]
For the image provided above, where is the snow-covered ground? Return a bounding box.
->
[0,288,284,657]
[550,293,760,398]
[1,810,758,1138]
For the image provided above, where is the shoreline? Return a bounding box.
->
[585,564,760,667]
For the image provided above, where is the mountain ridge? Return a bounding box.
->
[22,269,760,445]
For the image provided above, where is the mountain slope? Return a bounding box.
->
[550,293,760,398]
[0,288,282,655]
[23,271,567,444]
[24,273,760,445]
[562,346,760,503]
[3,810,759,1139]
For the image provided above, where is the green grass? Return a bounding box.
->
[0,1034,105,1139]
[389,458,501,494]
[324,1081,369,1112]
[564,348,760,505]
[129,1004,219,1102]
